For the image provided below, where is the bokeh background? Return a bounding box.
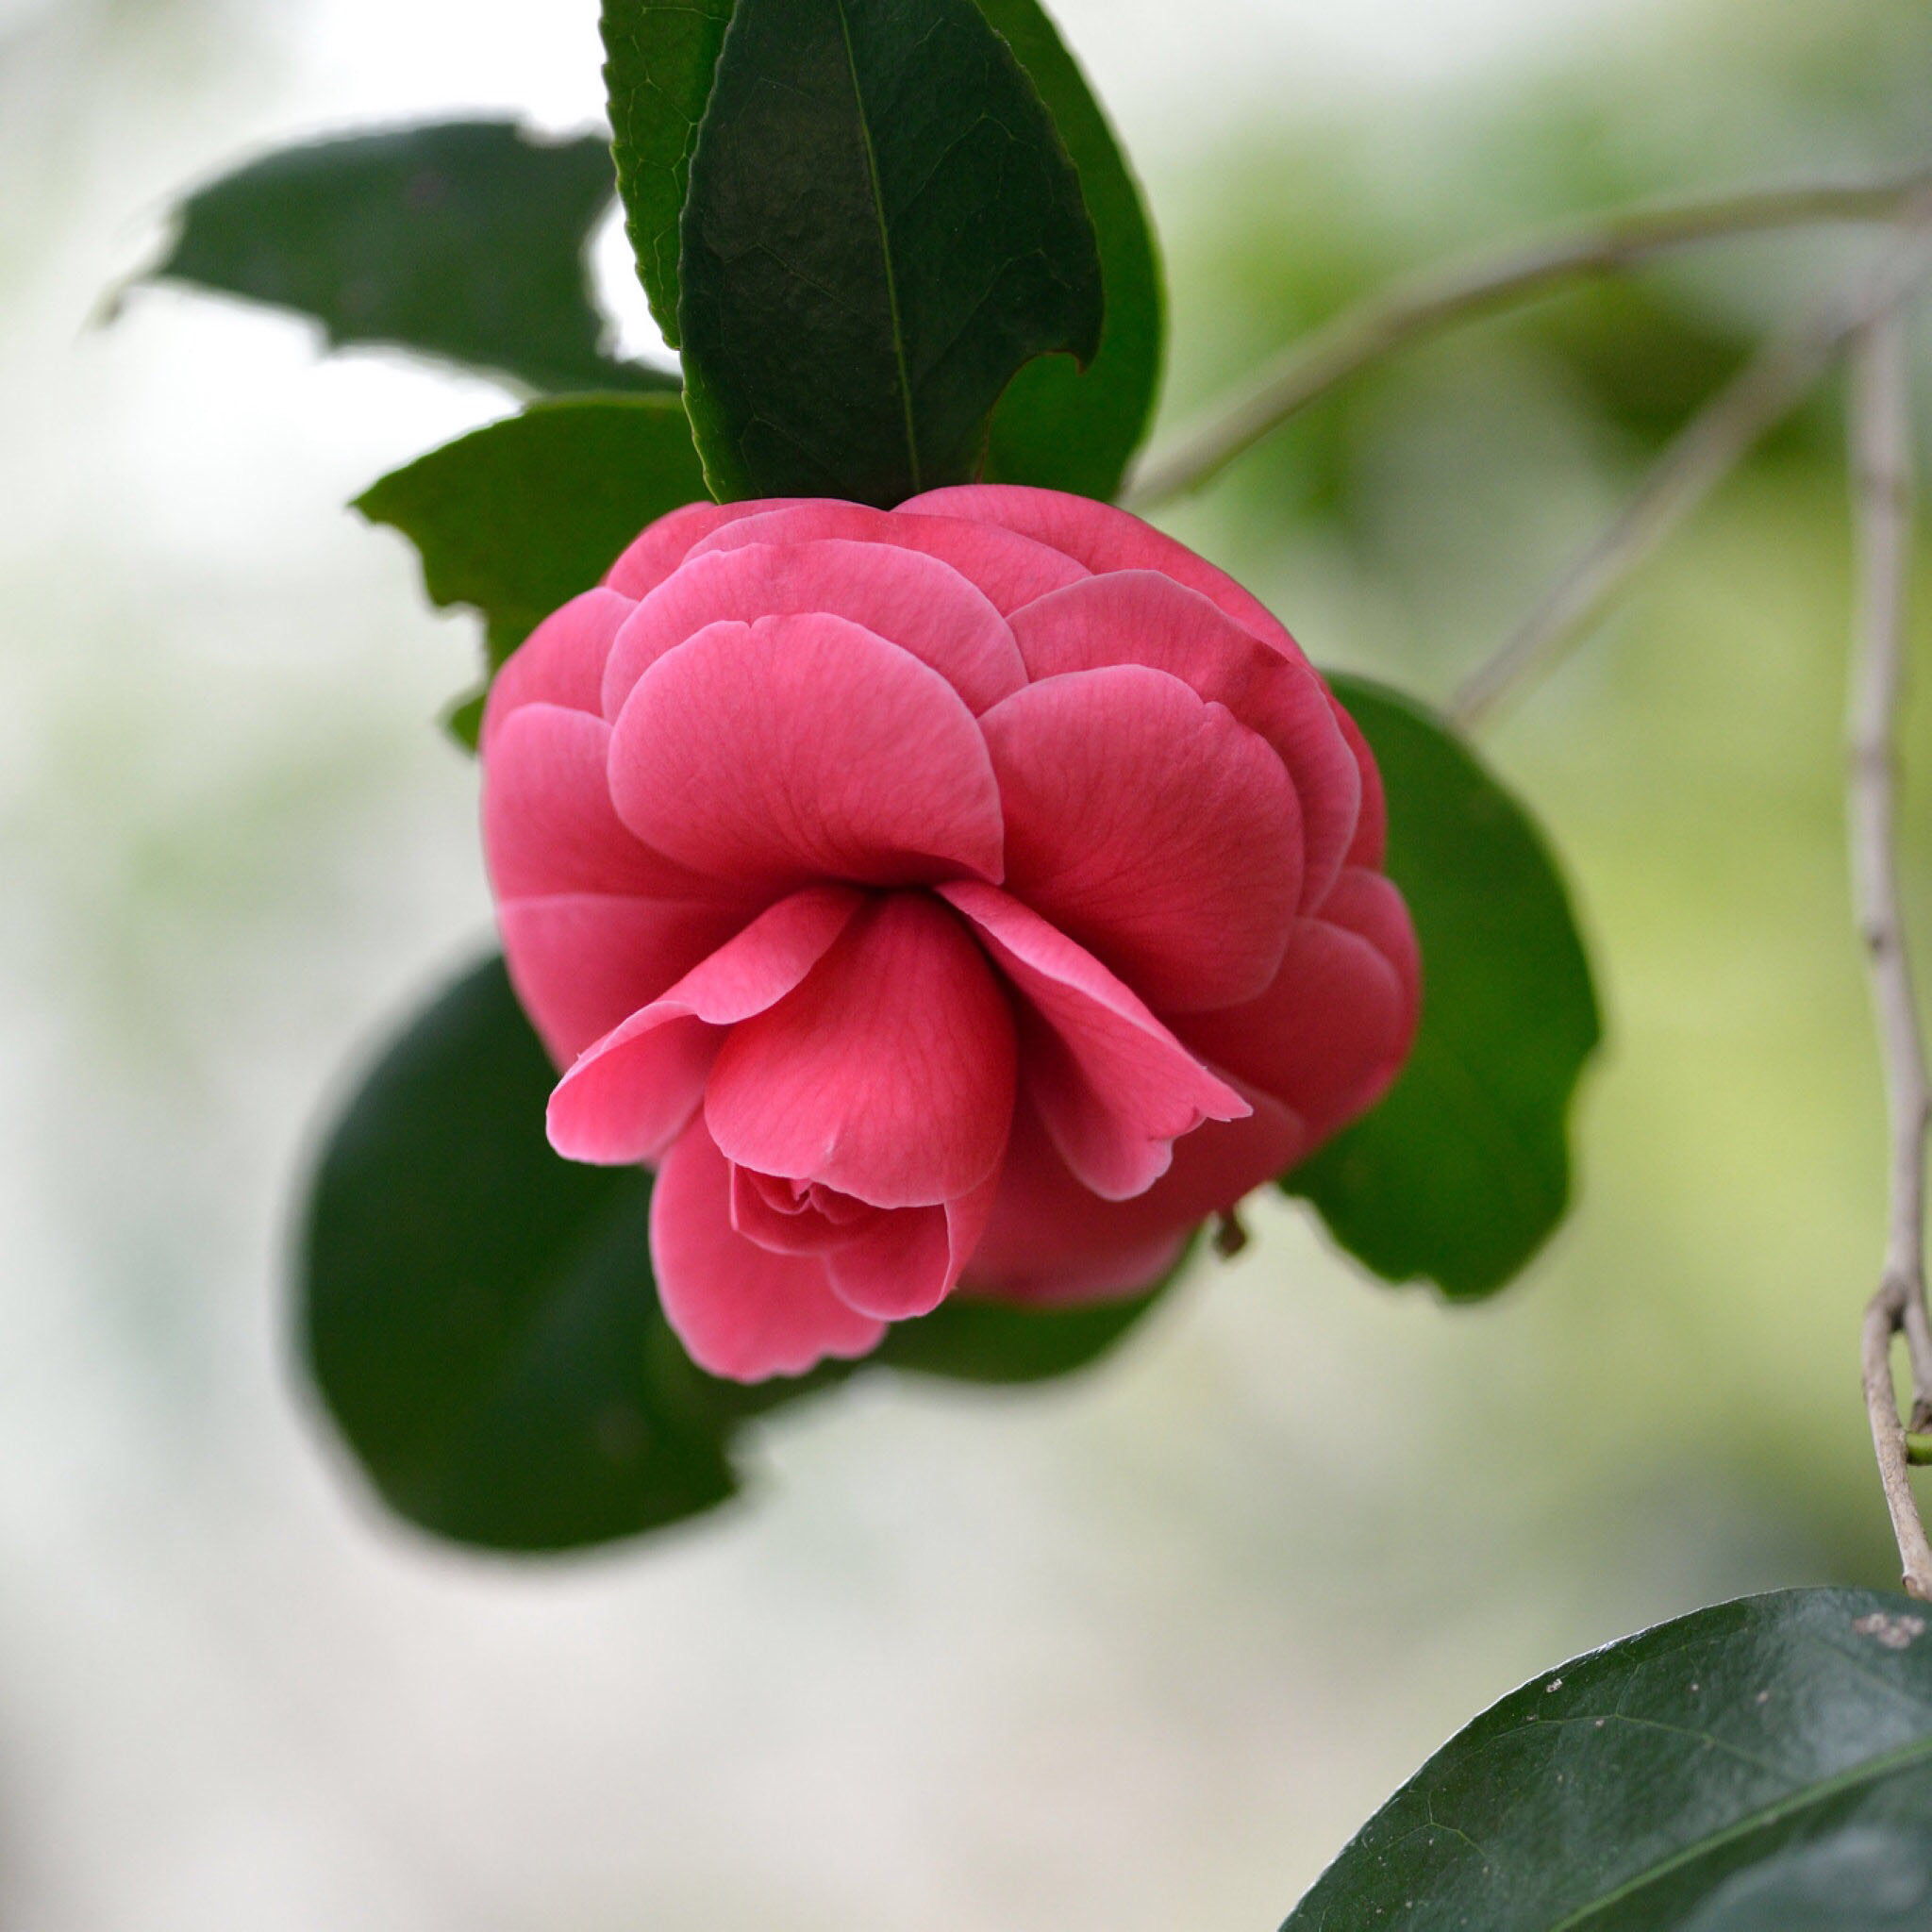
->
[5,0,1932,1924]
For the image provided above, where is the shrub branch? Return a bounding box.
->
[1450,198,1932,728]
[1848,300,1932,1599]
[1124,171,1932,509]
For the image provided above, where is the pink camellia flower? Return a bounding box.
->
[479,485,1419,1381]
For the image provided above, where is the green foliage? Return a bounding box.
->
[302,955,736,1552]
[302,956,1175,1553]
[1283,1589,1932,1930]
[876,1276,1169,1383]
[974,0,1165,499]
[149,121,674,396]
[599,0,734,350]
[355,394,708,727]
[1286,677,1600,1297]
[676,0,1104,505]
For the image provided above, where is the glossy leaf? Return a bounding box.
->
[356,394,708,730]
[1283,1588,1932,1931]
[974,0,1165,499]
[148,121,675,396]
[677,0,1104,506]
[1285,676,1600,1297]
[600,0,735,350]
[301,955,1179,1552]
[302,955,737,1552]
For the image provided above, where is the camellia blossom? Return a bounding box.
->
[479,485,1419,1381]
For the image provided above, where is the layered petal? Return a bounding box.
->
[499,896,752,1070]
[602,499,806,599]
[685,500,1089,614]
[729,1169,878,1255]
[483,704,758,1063]
[725,1158,1001,1322]
[652,1116,884,1382]
[1323,866,1421,1011]
[546,886,863,1164]
[479,589,632,751]
[1327,690,1389,871]
[610,614,1006,890]
[706,892,1017,1208]
[482,703,739,903]
[939,883,1247,1201]
[601,540,1025,721]
[1176,869,1420,1142]
[905,484,1307,665]
[981,666,1301,1010]
[964,1085,1304,1305]
[824,1167,999,1319]
[1008,573,1362,908]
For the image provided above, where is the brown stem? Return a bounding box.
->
[1848,300,1932,1599]
[1124,171,1932,509]
[1450,196,1932,729]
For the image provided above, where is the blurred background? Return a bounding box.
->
[5,0,1932,1924]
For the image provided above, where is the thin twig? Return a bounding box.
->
[1124,171,1932,509]
[1848,300,1932,1600]
[1450,200,1932,729]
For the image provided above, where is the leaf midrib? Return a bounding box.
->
[831,0,922,491]
[1542,1730,1932,1931]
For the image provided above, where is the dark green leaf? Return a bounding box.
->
[600,0,735,350]
[149,121,675,396]
[1284,1588,1932,1932]
[877,1273,1175,1384]
[302,955,1183,1552]
[1284,676,1600,1298]
[301,955,738,1553]
[974,0,1164,499]
[355,393,708,687]
[677,0,1104,505]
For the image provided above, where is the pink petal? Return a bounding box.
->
[981,666,1301,1012]
[1008,573,1362,908]
[905,485,1307,665]
[482,704,742,903]
[939,883,1247,1201]
[1328,690,1389,870]
[964,1087,1303,1305]
[652,1117,884,1382]
[730,1168,880,1255]
[499,895,752,1070]
[1175,869,1420,1144]
[706,892,1017,1208]
[685,501,1090,614]
[609,613,1006,891]
[824,1167,1001,1319]
[483,705,761,1064]
[600,539,1025,721]
[546,886,863,1165]
[603,500,808,599]
[1323,866,1420,1010]
[479,590,633,751]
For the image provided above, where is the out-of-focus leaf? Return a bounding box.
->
[1282,1588,1932,1931]
[355,393,708,713]
[1285,676,1600,1297]
[302,955,1184,1553]
[149,121,675,395]
[877,1275,1175,1384]
[974,0,1164,500]
[677,0,1104,505]
[302,955,738,1553]
[599,0,735,349]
